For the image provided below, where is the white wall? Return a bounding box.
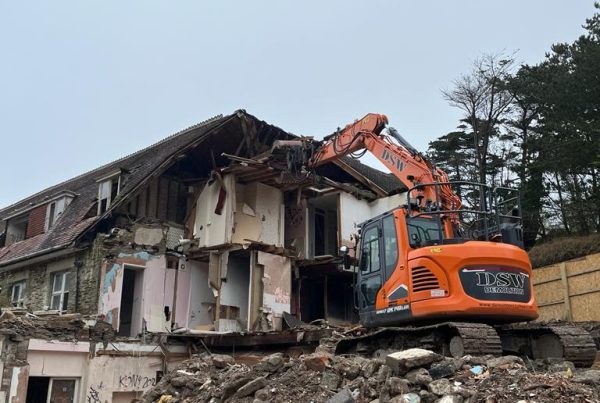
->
[339,192,405,248]
[232,182,284,247]
[187,260,216,328]
[193,174,236,247]
[220,254,250,330]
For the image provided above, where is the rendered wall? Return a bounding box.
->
[22,340,186,403]
[339,192,404,254]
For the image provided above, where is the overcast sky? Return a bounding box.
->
[0,1,594,208]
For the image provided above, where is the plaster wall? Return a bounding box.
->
[193,174,235,247]
[187,260,215,328]
[339,192,404,253]
[220,254,250,330]
[258,252,291,315]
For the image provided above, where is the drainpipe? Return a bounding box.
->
[74,259,83,313]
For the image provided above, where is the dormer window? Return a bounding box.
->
[5,214,28,246]
[45,196,73,230]
[97,171,121,215]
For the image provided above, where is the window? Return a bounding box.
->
[11,281,26,307]
[407,216,444,247]
[45,196,72,230]
[97,173,121,215]
[360,225,380,274]
[50,271,70,311]
[26,377,79,403]
[5,214,28,245]
[382,215,399,278]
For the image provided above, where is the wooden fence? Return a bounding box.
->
[533,252,600,321]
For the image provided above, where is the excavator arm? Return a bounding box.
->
[308,113,461,219]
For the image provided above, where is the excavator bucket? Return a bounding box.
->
[271,139,314,176]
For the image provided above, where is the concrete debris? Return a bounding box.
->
[386,348,443,375]
[143,348,600,403]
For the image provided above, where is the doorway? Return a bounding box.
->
[118,265,144,337]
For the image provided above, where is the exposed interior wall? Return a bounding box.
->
[338,192,404,255]
[258,252,291,331]
[219,253,250,331]
[284,198,308,258]
[232,182,284,247]
[99,253,193,334]
[193,174,235,247]
[187,260,216,329]
[193,176,285,249]
[308,194,339,258]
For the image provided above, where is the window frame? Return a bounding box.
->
[10,281,26,307]
[50,271,70,311]
[360,224,381,274]
[97,172,122,215]
[382,214,399,281]
[46,377,79,403]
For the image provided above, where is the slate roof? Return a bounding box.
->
[340,157,405,194]
[0,111,403,268]
[0,113,236,267]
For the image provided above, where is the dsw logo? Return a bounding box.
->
[475,272,526,288]
[381,149,405,171]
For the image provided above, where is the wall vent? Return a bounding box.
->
[411,266,440,292]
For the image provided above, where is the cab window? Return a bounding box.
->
[360,225,380,273]
[382,215,398,275]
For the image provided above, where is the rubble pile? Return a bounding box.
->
[0,310,114,342]
[144,347,600,403]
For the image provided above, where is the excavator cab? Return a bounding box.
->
[352,181,538,328]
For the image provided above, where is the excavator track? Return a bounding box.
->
[496,322,597,367]
[335,322,502,357]
[335,321,597,367]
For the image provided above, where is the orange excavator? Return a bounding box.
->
[275,113,597,366]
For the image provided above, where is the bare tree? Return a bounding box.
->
[442,54,515,189]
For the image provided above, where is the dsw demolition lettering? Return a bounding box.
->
[119,374,156,389]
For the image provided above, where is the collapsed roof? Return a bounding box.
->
[0,110,403,268]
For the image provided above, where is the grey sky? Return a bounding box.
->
[0,1,593,208]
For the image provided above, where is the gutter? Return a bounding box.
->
[0,246,84,272]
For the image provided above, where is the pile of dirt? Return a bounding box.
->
[143,348,600,403]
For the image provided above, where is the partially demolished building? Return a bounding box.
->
[0,110,404,402]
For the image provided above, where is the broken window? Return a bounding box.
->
[50,271,70,311]
[45,196,72,230]
[26,377,78,403]
[97,172,121,215]
[11,281,26,307]
[5,213,28,245]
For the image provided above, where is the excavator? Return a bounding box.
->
[274,113,597,366]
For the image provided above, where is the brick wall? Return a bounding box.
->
[26,204,47,239]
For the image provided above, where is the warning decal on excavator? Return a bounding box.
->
[459,266,531,303]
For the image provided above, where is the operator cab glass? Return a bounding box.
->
[406,216,444,248]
